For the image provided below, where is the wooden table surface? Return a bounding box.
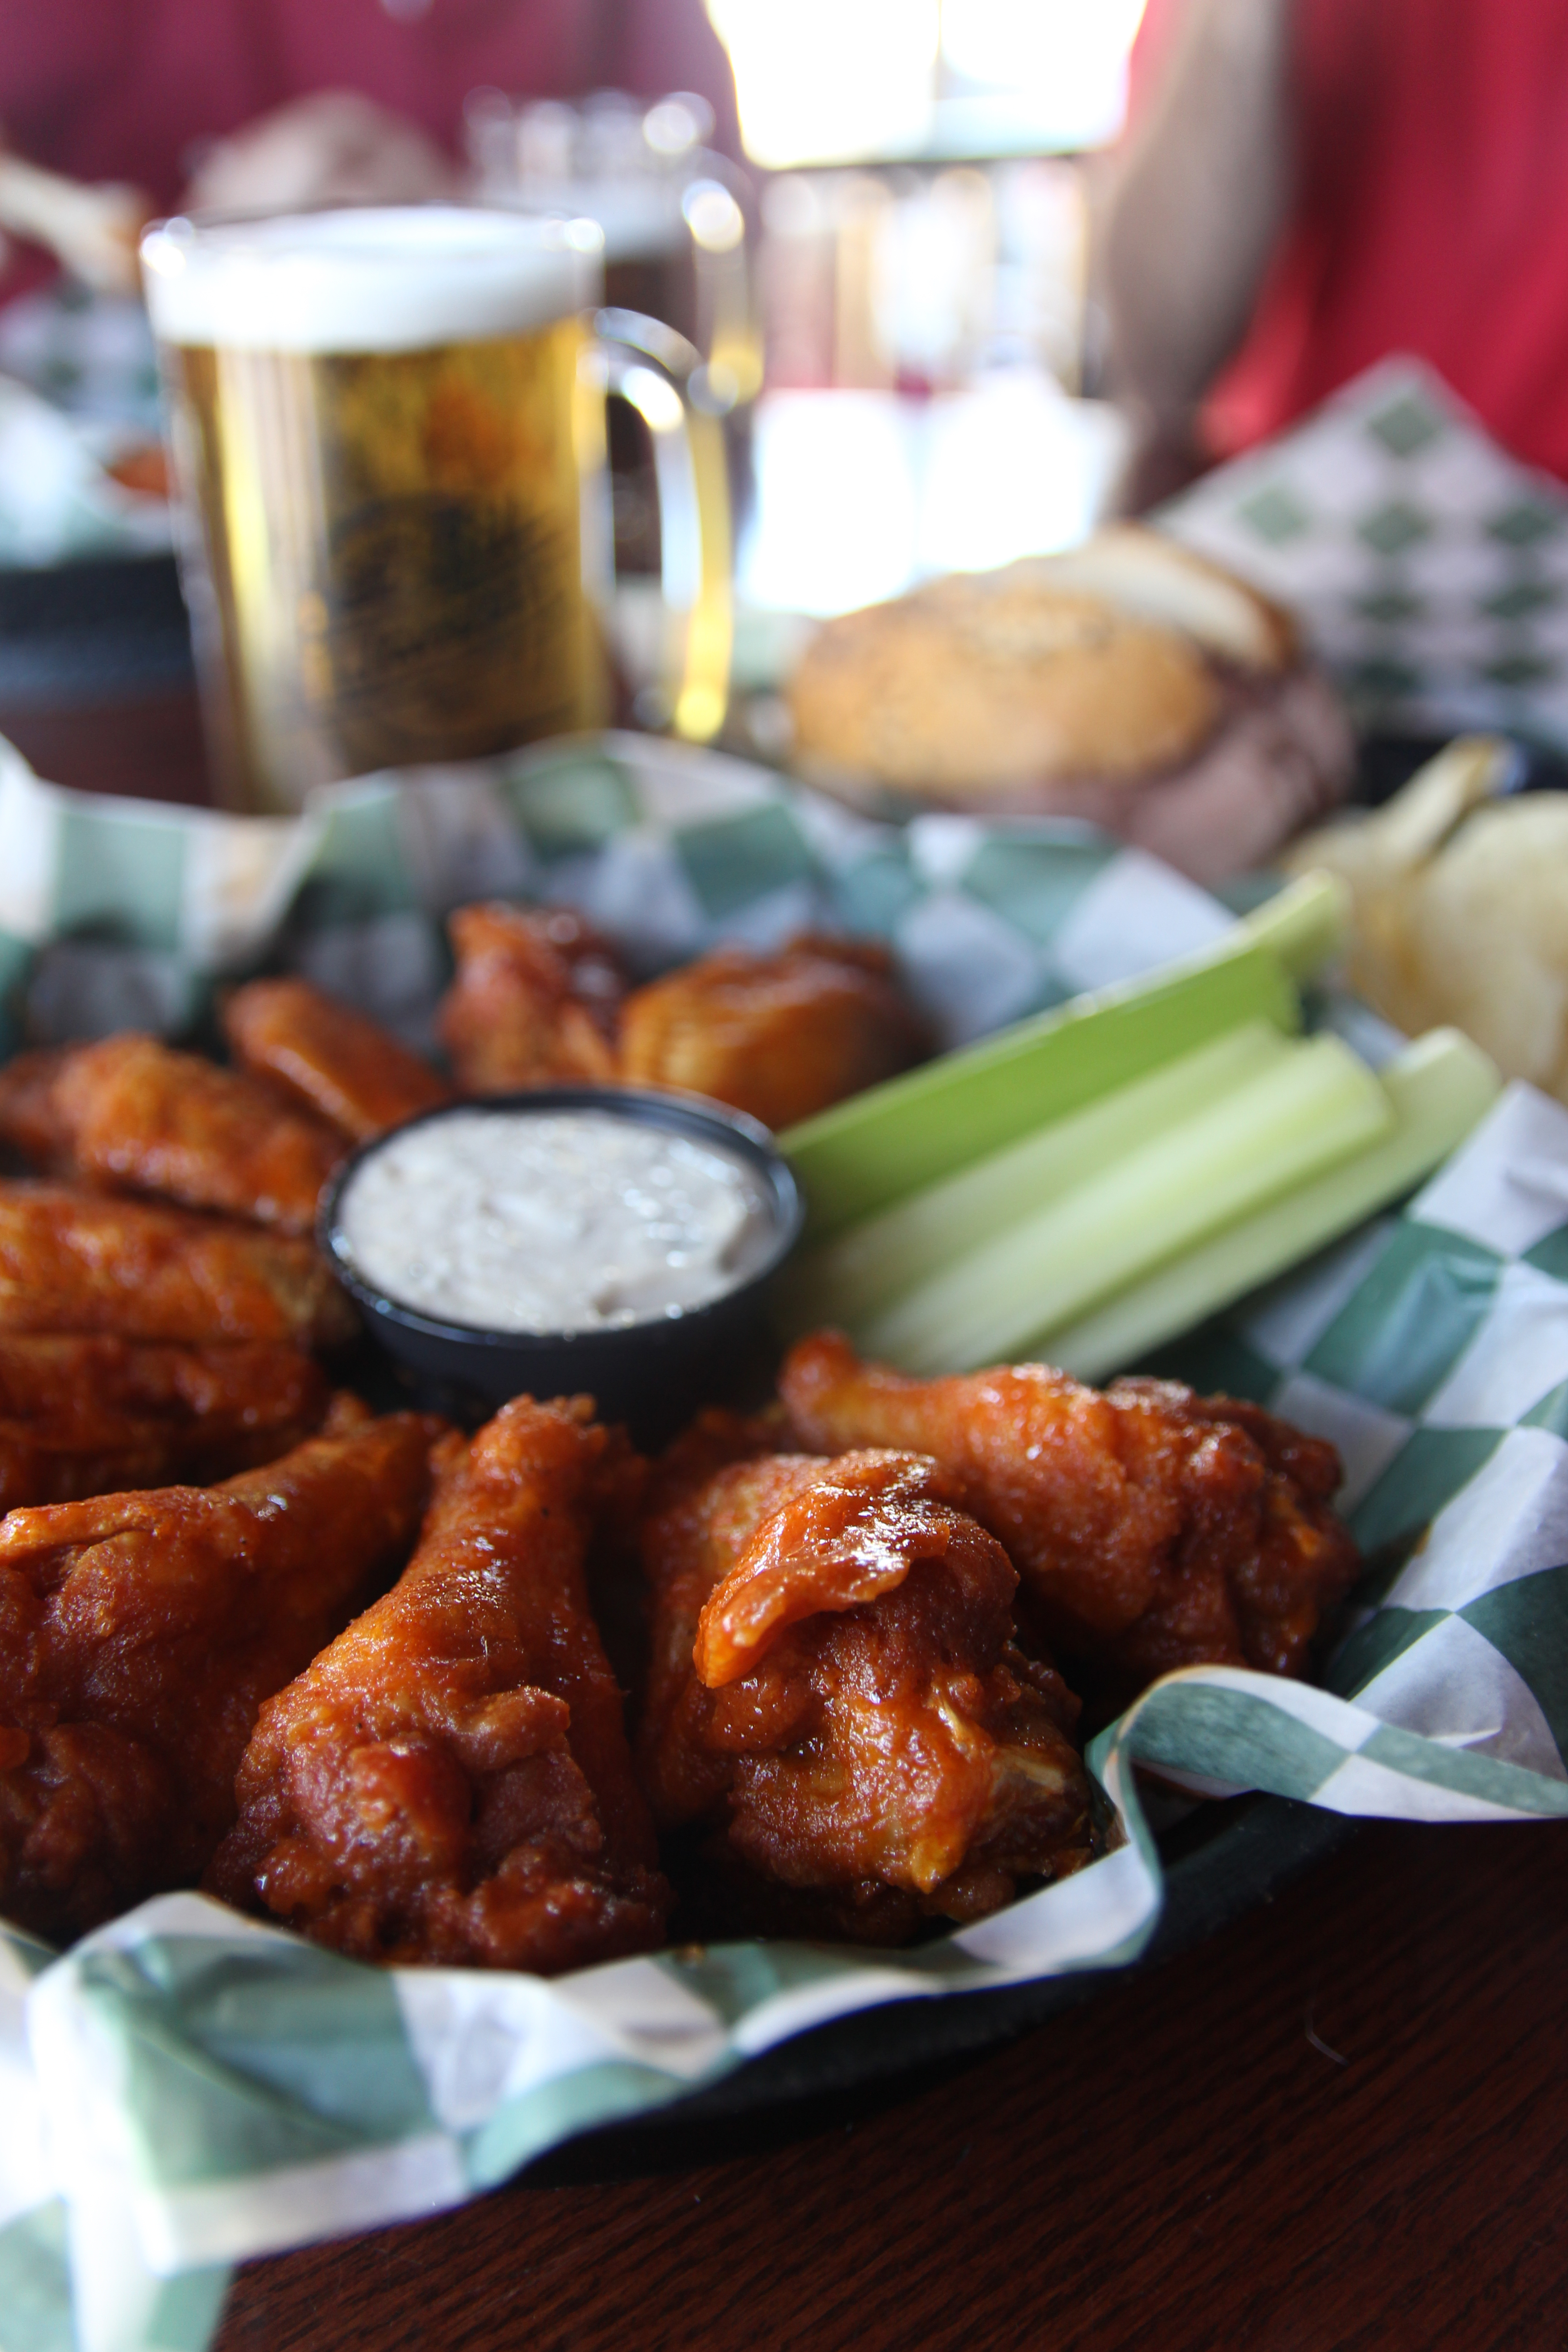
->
[209,1818,1568,2352]
[27,691,1568,2352]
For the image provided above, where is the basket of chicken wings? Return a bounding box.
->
[1,733,1564,2352]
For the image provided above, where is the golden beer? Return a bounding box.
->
[143,210,709,813]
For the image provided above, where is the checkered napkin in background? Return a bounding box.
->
[0,289,171,565]
[0,289,162,434]
[0,727,1566,2352]
[1159,356,1568,750]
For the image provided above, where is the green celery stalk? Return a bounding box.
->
[1234,869,1349,982]
[782,933,1302,1243]
[1044,1028,1501,1382]
[777,1018,1294,1338]
[858,1032,1395,1376]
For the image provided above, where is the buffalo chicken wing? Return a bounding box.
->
[438,903,625,1092]
[619,936,926,1132]
[207,1396,671,1973]
[0,1405,441,1942]
[0,1183,358,1347]
[223,977,452,1143]
[0,1333,329,1511]
[0,1034,343,1232]
[639,1424,1090,1941]
[780,1332,1360,1708]
[436,902,926,1131]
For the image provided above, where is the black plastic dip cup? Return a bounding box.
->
[319,1087,804,1444]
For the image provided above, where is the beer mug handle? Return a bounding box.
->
[591,308,732,744]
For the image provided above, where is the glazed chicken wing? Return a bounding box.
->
[0,1049,73,1167]
[780,1332,1360,1709]
[0,1333,329,1511]
[0,1034,344,1232]
[207,1396,671,1973]
[0,1183,358,1347]
[639,1426,1090,1942]
[0,1405,441,1942]
[619,936,927,1132]
[438,902,625,1092]
[223,977,451,1143]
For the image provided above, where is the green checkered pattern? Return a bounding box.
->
[4,725,1568,2352]
[1152,1080,1568,1782]
[0,294,172,567]
[0,728,1232,1062]
[0,288,162,434]
[1160,356,1568,748]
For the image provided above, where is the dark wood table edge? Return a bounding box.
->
[524,1794,1355,2184]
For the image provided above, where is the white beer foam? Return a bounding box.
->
[141,205,603,353]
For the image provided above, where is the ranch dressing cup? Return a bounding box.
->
[335,1104,779,1333]
[320,1087,803,1444]
[141,206,731,813]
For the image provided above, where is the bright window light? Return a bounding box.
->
[707,0,941,168]
[708,0,1147,165]
[738,382,1129,614]
[942,0,1147,91]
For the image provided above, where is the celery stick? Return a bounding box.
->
[782,935,1302,1243]
[1043,1029,1501,1382]
[859,1033,1394,1376]
[777,1019,1294,1338]
[1235,869,1349,981]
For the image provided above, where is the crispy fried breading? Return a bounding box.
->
[433,906,927,1129]
[0,1049,74,1167]
[0,1333,330,1511]
[439,903,625,1092]
[0,1033,344,1231]
[639,1429,1089,1942]
[0,1182,358,1347]
[223,977,452,1143]
[207,1397,671,1973]
[0,1406,442,1942]
[619,936,927,1132]
[779,1331,1360,1707]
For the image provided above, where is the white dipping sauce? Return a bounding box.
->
[335,1108,776,1333]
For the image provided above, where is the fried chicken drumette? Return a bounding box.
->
[0,1034,344,1231]
[438,902,626,1092]
[638,1421,1090,1943]
[223,976,452,1143]
[780,1332,1360,1710]
[619,935,927,1132]
[0,1183,357,1346]
[0,1404,441,1943]
[436,900,927,1131]
[0,1333,329,1511]
[207,1396,671,1973]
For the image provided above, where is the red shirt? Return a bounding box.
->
[1129,0,1568,481]
[0,0,739,211]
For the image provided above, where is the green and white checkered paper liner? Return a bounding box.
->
[0,727,1234,1058]
[1161,356,1568,750]
[0,289,162,438]
[1,727,1566,2352]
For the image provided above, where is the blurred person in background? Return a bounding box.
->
[1098,0,1568,507]
[0,0,738,297]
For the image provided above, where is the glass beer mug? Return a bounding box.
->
[140,206,731,814]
